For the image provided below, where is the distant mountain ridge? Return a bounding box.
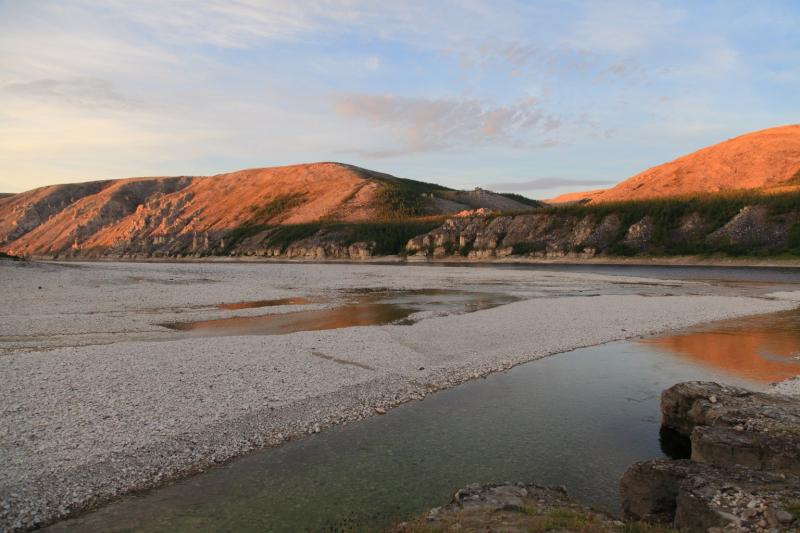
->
[0,162,537,258]
[552,125,800,203]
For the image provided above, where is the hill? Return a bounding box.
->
[551,125,800,204]
[0,163,536,258]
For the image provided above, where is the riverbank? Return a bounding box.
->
[18,253,800,268]
[1,261,799,531]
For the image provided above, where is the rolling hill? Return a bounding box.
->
[551,125,800,203]
[0,162,537,258]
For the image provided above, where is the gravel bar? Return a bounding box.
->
[1,260,797,531]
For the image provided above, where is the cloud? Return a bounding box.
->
[335,93,561,156]
[566,1,685,54]
[3,78,138,110]
[486,177,616,191]
[451,41,648,85]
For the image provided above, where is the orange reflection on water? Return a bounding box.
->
[641,312,800,383]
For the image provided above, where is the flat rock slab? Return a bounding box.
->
[394,482,627,532]
[661,381,800,472]
[621,459,800,532]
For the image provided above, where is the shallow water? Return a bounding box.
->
[216,297,314,310]
[425,262,800,284]
[48,309,800,533]
[640,309,800,382]
[163,290,518,336]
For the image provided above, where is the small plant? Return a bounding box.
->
[542,509,590,529]
[786,500,800,520]
[786,168,800,185]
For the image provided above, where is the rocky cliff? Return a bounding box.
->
[0,163,533,259]
[405,195,800,259]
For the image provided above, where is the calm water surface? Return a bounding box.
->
[49,304,800,532]
[163,290,518,337]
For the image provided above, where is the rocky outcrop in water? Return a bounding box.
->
[621,382,800,532]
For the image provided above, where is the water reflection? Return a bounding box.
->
[166,303,416,336]
[163,290,518,337]
[640,310,800,382]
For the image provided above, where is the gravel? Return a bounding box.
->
[0,260,798,531]
[771,376,800,396]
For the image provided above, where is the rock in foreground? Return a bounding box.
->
[393,483,634,533]
[621,459,800,531]
[661,381,800,473]
[621,381,800,532]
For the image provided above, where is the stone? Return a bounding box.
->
[621,381,800,532]
[621,459,800,531]
[660,381,800,473]
[395,482,622,532]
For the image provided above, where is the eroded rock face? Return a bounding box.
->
[621,381,800,532]
[707,206,798,249]
[406,213,625,259]
[623,216,655,251]
[621,459,800,531]
[661,381,800,473]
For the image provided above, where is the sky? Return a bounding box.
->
[1,1,798,197]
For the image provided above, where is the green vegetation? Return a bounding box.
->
[541,190,800,222]
[223,189,800,259]
[222,219,444,256]
[541,508,594,529]
[499,192,544,208]
[394,503,678,532]
[371,176,452,219]
[248,192,307,223]
[786,168,800,185]
[786,500,800,520]
[535,190,800,257]
[512,241,547,255]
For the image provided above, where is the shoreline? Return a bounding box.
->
[2,261,799,531]
[17,253,800,269]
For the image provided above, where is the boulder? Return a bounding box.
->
[621,459,800,531]
[661,381,800,472]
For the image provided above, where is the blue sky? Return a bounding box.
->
[1,1,798,197]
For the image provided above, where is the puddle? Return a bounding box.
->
[640,309,800,382]
[216,297,314,310]
[161,290,518,337]
[47,310,800,533]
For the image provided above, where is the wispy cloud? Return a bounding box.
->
[487,177,616,192]
[335,94,561,156]
[451,41,649,85]
[3,78,139,110]
[0,0,797,194]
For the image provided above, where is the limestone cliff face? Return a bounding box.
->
[405,206,800,259]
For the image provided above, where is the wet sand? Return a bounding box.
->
[1,260,798,531]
